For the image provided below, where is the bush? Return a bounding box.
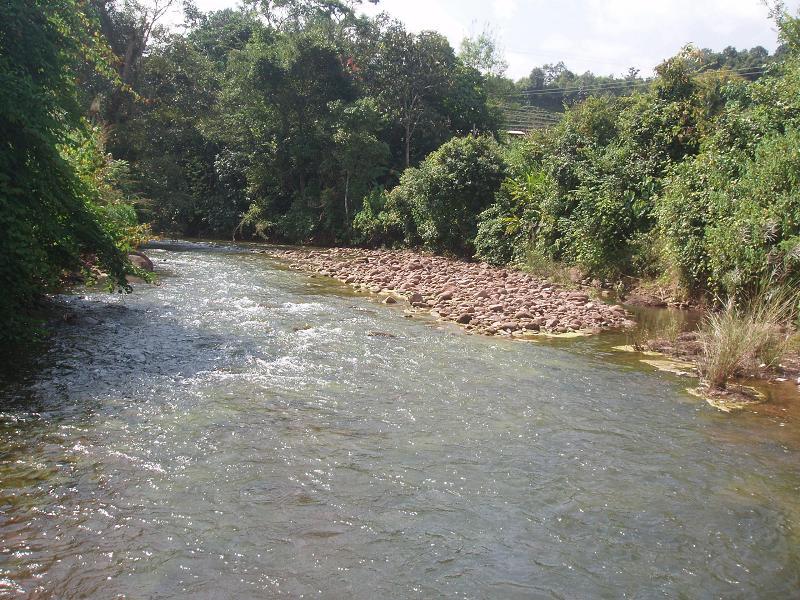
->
[390,135,507,256]
[658,123,800,298]
[474,170,554,265]
[351,188,404,247]
[0,0,129,349]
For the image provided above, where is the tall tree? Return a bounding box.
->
[90,0,178,124]
[366,23,457,167]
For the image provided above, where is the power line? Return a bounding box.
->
[504,47,643,71]
[502,66,768,98]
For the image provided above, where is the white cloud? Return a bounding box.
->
[360,0,468,41]
[492,0,518,20]
[166,0,800,80]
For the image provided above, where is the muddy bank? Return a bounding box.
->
[265,247,635,336]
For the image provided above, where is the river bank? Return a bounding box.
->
[263,246,635,337]
[258,244,800,409]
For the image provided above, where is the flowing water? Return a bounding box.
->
[1,241,799,599]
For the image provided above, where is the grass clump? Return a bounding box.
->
[699,287,799,389]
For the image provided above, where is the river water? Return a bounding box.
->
[1,241,798,598]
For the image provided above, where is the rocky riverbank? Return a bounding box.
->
[265,247,635,336]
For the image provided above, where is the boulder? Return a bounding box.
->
[128,252,153,272]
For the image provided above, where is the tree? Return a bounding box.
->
[90,0,179,124]
[1,0,129,346]
[389,135,507,255]
[366,23,457,167]
[327,98,389,221]
[459,27,508,77]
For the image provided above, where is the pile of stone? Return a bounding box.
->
[269,247,634,336]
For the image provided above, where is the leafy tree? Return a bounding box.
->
[326,98,390,223]
[89,0,179,124]
[459,27,508,77]
[387,135,507,256]
[365,23,465,167]
[1,0,130,346]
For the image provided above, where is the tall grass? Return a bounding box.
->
[699,287,799,389]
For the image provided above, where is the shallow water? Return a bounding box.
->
[1,241,799,598]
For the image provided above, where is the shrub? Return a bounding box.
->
[390,135,506,256]
[658,124,800,298]
[474,170,554,265]
[351,188,404,247]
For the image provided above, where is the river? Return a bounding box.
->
[1,241,798,598]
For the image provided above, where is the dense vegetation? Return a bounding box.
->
[1,0,142,349]
[3,0,800,350]
[97,0,798,304]
[480,31,800,301]
[356,14,800,303]
[103,1,501,243]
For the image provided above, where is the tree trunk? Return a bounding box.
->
[404,120,411,168]
[344,171,350,219]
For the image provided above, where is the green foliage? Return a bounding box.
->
[63,124,150,252]
[0,0,131,348]
[351,187,403,247]
[474,35,800,296]
[474,169,554,266]
[659,124,800,298]
[387,135,506,256]
[104,5,500,244]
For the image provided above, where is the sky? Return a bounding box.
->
[182,0,800,79]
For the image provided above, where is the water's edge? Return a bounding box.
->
[1,240,798,598]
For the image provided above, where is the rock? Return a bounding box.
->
[128,252,153,272]
[278,246,636,339]
[368,331,397,338]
